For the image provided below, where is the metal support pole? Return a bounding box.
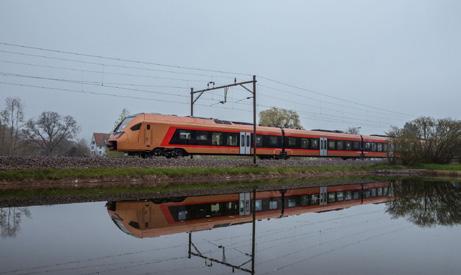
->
[190,88,194,117]
[280,190,286,217]
[252,75,257,165]
[190,88,194,159]
[188,232,192,258]
[251,188,256,274]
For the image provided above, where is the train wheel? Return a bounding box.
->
[152,148,163,156]
[173,149,185,157]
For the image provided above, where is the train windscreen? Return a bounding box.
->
[114,116,134,133]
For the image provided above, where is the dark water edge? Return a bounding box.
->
[1,176,461,275]
[0,176,392,207]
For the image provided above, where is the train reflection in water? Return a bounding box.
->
[107,182,392,239]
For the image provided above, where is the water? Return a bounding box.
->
[1,178,461,274]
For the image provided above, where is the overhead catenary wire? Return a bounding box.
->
[0,41,251,77]
[0,58,209,84]
[0,80,254,114]
[257,83,403,122]
[258,76,413,118]
[0,40,411,130]
[0,59,397,128]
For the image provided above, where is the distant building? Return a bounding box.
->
[90,133,110,157]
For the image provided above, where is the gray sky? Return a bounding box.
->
[1,0,460,140]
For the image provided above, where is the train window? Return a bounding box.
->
[311,194,319,204]
[246,135,250,147]
[255,200,263,211]
[195,132,208,141]
[146,125,150,130]
[328,193,336,202]
[337,141,344,150]
[179,130,191,140]
[371,189,377,197]
[130,123,141,131]
[288,137,297,147]
[345,141,352,151]
[256,135,263,146]
[383,187,389,195]
[301,138,309,149]
[345,191,352,200]
[227,134,238,146]
[353,191,360,200]
[178,210,187,221]
[377,143,383,152]
[268,136,279,147]
[364,190,371,198]
[365,142,372,151]
[301,195,310,206]
[336,192,344,201]
[383,144,388,152]
[288,199,296,208]
[269,200,278,210]
[377,188,383,196]
[371,143,377,152]
[353,141,361,150]
[328,141,336,150]
[310,139,319,149]
[212,133,222,145]
[211,203,220,213]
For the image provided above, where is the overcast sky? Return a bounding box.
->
[0,0,460,140]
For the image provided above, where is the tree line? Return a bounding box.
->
[0,97,88,156]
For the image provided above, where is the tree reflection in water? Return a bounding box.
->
[386,179,461,227]
[0,207,31,238]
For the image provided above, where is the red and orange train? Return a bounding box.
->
[107,113,391,159]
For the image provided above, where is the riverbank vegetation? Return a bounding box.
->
[388,116,461,164]
[0,163,371,182]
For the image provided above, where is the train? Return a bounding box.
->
[107,182,392,238]
[107,113,391,159]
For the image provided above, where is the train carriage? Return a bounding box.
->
[107,113,390,159]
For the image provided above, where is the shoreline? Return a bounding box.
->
[1,165,373,190]
[2,166,460,191]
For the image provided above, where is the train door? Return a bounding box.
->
[239,132,251,155]
[144,124,151,148]
[319,186,328,205]
[239,192,251,216]
[320,137,328,156]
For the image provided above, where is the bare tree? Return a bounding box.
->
[0,109,7,154]
[0,97,24,155]
[0,207,31,238]
[259,107,303,129]
[22,111,80,156]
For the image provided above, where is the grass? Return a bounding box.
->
[0,164,372,182]
[369,162,461,172]
[412,163,461,171]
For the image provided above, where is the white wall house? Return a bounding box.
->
[90,133,110,157]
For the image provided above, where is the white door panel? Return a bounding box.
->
[240,132,251,155]
[320,137,328,156]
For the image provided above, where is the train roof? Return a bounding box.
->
[134,113,388,141]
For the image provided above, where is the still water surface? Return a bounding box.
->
[1,178,461,274]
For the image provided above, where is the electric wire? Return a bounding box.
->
[0,41,251,77]
[259,75,413,118]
